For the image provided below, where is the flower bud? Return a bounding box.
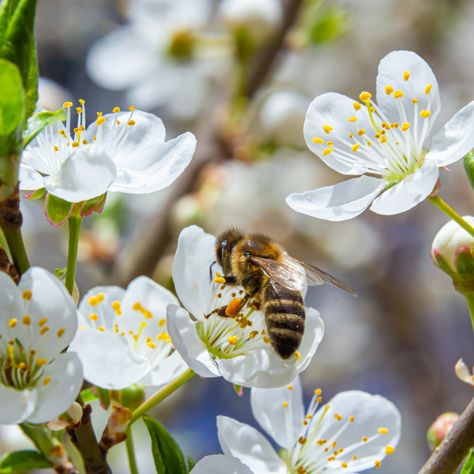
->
[455,358,474,387]
[431,216,474,297]
[427,412,459,450]
[464,151,474,190]
[116,384,145,411]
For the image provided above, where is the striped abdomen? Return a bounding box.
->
[263,282,305,359]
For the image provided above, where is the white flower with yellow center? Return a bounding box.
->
[0,267,82,424]
[166,226,324,388]
[20,101,196,203]
[287,50,474,221]
[68,277,187,390]
[217,376,401,473]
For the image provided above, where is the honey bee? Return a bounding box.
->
[210,228,356,359]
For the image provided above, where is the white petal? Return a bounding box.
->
[110,132,196,194]
[140,351,188,387]
[166,305,219,378]
[286,175,383,221]
[0,272,23,333]
[27,352,83,424]
[370,162,439,215]
[295,307,325,372]
[304,92,376,175]
[85,110,166,168]
[19,164,45,191]
[191,455,254,474]
[376,50,441,127]
[86,27,157,90]
[68,330,148,389]
[45,147,117,203]
[251,376,304,450]
[0,385,37,424]
[172,225,217,318]
[427,101,474,166]
[217,416,286,474]
[315,391,401,472]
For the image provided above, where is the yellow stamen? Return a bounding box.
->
[22,315,31,326]
[359,91,372,102]
[294,351,301,361]
[323,148,333,156]
[351,143,360,152]
[362,436,368,442]
[323,125,333,134]
[349,415,355,422]
[312,137,324,144]
[375,460,381,469]
[287,385,293,390]
[111,301,122,315]
[353,101,362,111]
[36,358,48,367]
[401,122,410,131]
[157,332,171,344]
[75,107,82,114]
[159,319,166,328]
[95,116,106,126]
[57,328,65,337]
[403,70,410,81]
[412,98,419,104]
[40,326,50,335]
[112,106,121,113]
[43,376,52,386]
[89,313,98,321]
[127,120,136,126]
[98,325,106,332]
[228,335,238,345]
[22,290,32,300]
[314,388,322,395]
[128,105,136,111]
[214,276,226,284]
[385,85,394,95]
[385,446,395,455]
[425,83,433,94]
[38,317,48,327]
[358,129,366,136]
[341,462,348,468]
[420,109,431,118]
[8,319,17,328]
[348,116,357,122]
[63,101,73,108]
[393,90,404,99]
[282,401,288,408]
[378,427,389,435]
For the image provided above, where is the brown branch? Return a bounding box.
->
[112,0,304,286]
[419,396,474,474]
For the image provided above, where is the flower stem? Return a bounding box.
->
[65,216,81,295]
[429,195,474,238]
[130,369,195,424]
[2,226,30,275]
[465,296,474,335]
[126,425,139,474]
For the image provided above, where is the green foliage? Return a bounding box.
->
[0,59,24,135]
[0,450,51,473]
[461,449,474,474]
[143,416,188,474]
[464,151,474,190]
[80,387,99,404]
[45,194,73,226]
[304,3,349,46]
[23,108,66,147]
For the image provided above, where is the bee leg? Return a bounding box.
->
[204,305,234,319]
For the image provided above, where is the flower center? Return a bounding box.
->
[166,30,196,61]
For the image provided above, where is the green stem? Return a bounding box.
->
[131,369,195,424]
[465,296,474,335]
[65,216,81,294]
[126,426,139,474]
[429,195,474,238]
[2,226,30,275]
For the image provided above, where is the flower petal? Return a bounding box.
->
[110,132,196,194]
[295,307,325,372]
[314,391,401,472]
[166,305,219,377]
[376,50,440,129]
[0,385,37,424]
[172,225,217,318]
[426,101,474,166]
[0,272,23,333]
[45,147,117,203]
[69,330,148,389]
[251,376,304,450]
[19,164,45,191]
[217,416,286,474]
[286,175,383,222]
[27,352,83,424]
[370,162,439,215]
[304,93,377,175]
[140,351,188,387]
[191,455,254,474]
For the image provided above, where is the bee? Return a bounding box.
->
[210,228,356,359]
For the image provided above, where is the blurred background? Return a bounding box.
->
[2,0,473,472]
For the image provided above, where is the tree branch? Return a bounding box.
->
[419,396,474,474]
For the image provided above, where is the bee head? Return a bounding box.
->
[215,228,244,275]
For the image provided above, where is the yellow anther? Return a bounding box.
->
[112,106,121,113]
[341,462,348,468]
[96,293,104,303]
[412,98,419,104]
[385,446,395,455]
[214,276,226,284]
[314,388,322,396]
[401,122,410,131]
[403,70,410,81]
[147,341,157,349]
[22,290,32,300]
[391,123,399,128]
[323,148,333,156]
[287,385,293,390]
[97,111,103,116]
[323,125,333,134]
[18,362,26,370]
[326,141,334,147]
[353,101,362,111]
[282,401,289,408]
[375,460,381,469]
[348,116,357,122]
[95,116,106,126]
[393,90,404,99]
[384,85,394,95]
[228,335,238,345]
[128,105,136,111]
[38,317,48,327]
[352,455,358,460]
[294,351,301,361]
[54,145,59,151]
[63,101,73,108]
[88,296,98,306]
[425,83,433,94]
[75,107,82,114]
[317,396,323,403]
[22,315,31,326]
[298,436,307,445]
[358,129,366,136]
[157,332,171,344]
[359,91,372,102]
[133,302,143,311]
[111,301,122,315]
[98,325,106,332]
[249,330,258,339]
[159,319,166,327]
[362,436,368,442]
[312,137,324,144]
[127,120,136,126]
[36,358,48,367]
[43,376,52,386]
[349,415,355,422]
[327,456,336,462]
[89,313,98,321]
[57,328,65,338]
[378,427,389,435]
[72,142,79,148]
[79,98,85,105]
[8,319,17,328]
[351,143,360,152]
[334,413,343,421]
[420,109,431,118]
[367,141,373,147]
[40,326,50,335]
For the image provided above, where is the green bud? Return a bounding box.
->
[464,151,474,189]
[116,384,145,411]
[427,412,459,451]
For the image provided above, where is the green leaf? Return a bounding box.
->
[23,107,66,147]
[0,450,51,473]
[0,58,25,135]
[143,416,188,474]
[464,151,474,189]
[307,5,349,45]
[461,449,474,474]
[80,387,99,404]
[45,193,73,226]
[187,456,197,472]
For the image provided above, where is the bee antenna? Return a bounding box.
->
[209,260,217,282]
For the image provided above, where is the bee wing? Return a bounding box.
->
[289,256,358,296]
[249,255,307,292]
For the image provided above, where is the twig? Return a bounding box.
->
[419,397,474,474]
[112,0,304,285]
